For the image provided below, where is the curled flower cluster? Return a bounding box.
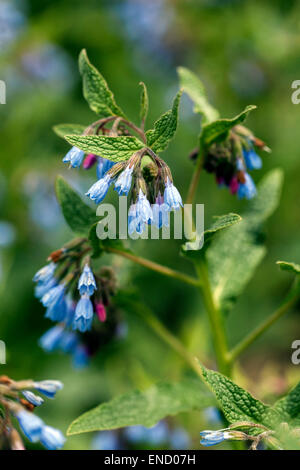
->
[202,125,270,199]
[62,115,183,235]
[0,375,65,450]
[63,145,183,235]
[33,239,118,367]
[85,149,182,235]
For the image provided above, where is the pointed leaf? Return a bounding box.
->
[79,49,126,118]
[200,105,256,150]
[181,213,242,261]
[200,364,280,429]
[277,261,300,275]
[207,169,283,313]
[67,379,215,435]
[56,176,97,235]
[64,135,144,162]
[53,123,86,139]
[146,90,182,153]
[204,213,242,244]
[272,381,300,427]
[177,66,219,124]
[139,81,149,125]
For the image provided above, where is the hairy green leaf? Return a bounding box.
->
[200,364,279,429]
[181,213,242,260]
[200,105,256,150]
[56,176,97,235]
[177,67,219,124]
[146,90,182,153]
[207,169,283,313]
[204,213,242,246]
[67,379,215,435]
[272,381,300,427]
[277,261,300,275]
[139,81,149,125]
[64,135,144,162]
[79,49,126,118]
[53,123,86,138]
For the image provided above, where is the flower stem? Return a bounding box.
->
[186,154,232,376]
[131,302,204,379]
[121,119,147,144]
[195,260,231,376]
[186,156,203,205]
[228,286,300,363]
[105,246,201,287]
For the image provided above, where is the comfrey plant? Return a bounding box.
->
[0,375,65,450]
[33,240,119,368]
[32,52,300,450]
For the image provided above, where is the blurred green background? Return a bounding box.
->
[0,0,300,450]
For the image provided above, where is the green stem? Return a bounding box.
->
[195,260,231,376]
[228,289,299,363]
[106,246,201,287]
[185,155,232,376]
[136,304,204,379]
[186,156,203,205]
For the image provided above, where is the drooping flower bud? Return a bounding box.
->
[83,153,97,169]
[78,264,97,296]
[22,391,44,407]
[63,146,84,168]
[33,380,63,399]
[95,303,107,322]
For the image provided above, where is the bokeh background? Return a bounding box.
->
[0,0,300,450]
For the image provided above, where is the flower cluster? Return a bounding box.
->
[202,125,270,199]
[33,239,118,367]
[92,420,190,450]
[63,144,183,234]
[0,375,65,450]
[86,151,182,235]
[85,148,182,235]
[62,115,183,236]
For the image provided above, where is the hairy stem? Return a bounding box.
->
[186,154,231,376]
[186,156,203,205]
[195,260,231,376]
[135,303,204,379]
[105,246,201,287]
[121,119,147,144]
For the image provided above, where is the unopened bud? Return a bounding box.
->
[83,153,97,169]
[20,398,35,412]
[48,249,64,263]
[0,375,13,385]
[95,303,107,322]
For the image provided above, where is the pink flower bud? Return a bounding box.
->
[95,303,107,322]
[83,153,97,170]
[229,176,239,194]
